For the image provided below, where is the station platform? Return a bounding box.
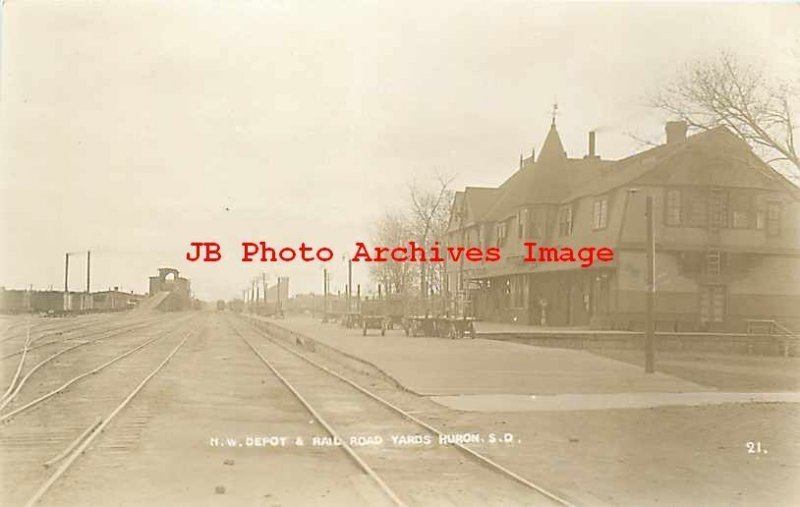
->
[473,321,630,336]
[245,315,710,397]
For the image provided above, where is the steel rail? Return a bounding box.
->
[1,322,145,361]
[0,338,85,361]
[236,329,407,507]
[1,325,33,401]
[1,315,117,345]
[43,417,103,468]
[22,333,190,507]
[0,315,190,413]
[1,315,169,360]
[0,326,151,413]
[242,317,576,507]
[0,333,167,423]
[0,319,71,344]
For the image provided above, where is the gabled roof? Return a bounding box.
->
[447,191,465,231]
[463,186,497,223]
[456,123,799,228]
[448,186,498,230]
[483,169,532,221]
[564,126,800,201]
[562,137,681,202]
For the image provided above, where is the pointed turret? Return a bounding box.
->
[527,119,570,203]
[537,121,567,164]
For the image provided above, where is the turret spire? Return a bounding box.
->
[538,119,567,163]
[551,102,559,127]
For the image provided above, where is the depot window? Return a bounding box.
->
[709,188,729,228]
[592,196,609,230]
[730,190,752,229]
[517,209,528,238]
[665,189,681,226]
[558,206,573,237]
[766,201,781,236]
[496,222,508,245]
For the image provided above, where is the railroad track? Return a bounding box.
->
[0,313,116,345]
[0,314,193,422]
[0,314,191,415]
[0,318,196,506]
[229,315,575,507]
[0,313,183,388]
[0,313,169,361]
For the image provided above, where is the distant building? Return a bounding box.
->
[0,288,33,313]
[264,277,289,304]
[444,121,800,332]
[148,267,192,311]
[92,289,143,311]
[0,288,142,314]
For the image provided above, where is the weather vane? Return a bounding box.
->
[551,101,559,127]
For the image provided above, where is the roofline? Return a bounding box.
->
[452,125,800,222]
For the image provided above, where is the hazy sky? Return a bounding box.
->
[1,1,798,300]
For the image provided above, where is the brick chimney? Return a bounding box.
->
[666,121,688,144]
[583,131,599,159]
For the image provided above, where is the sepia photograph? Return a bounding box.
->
[1,1,798,506]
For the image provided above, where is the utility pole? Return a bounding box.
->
[347,258,352,313]
[64,253,70,293]
[64,253,70,312]
[276,276,282,313]
[322,269,329,323]
[86,250,91,293]
[645,195,656,373]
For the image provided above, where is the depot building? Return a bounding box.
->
[444,121,800,332]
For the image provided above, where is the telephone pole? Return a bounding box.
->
[64,253,70,312]
[322,268,329,323]
[645,195,656,373]
[347,258,352,313]
[64,253,70,293]
[86,250,91,293]
[276,276,282,314]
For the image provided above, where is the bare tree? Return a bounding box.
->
[369,210,416,295]
[368,172,456,301]
[408,172,456,299]
[651,51,799,174]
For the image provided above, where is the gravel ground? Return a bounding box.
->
[253,314,800,506]
[4,311,797,506]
